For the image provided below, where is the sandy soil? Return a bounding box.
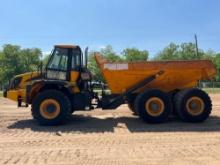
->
[0,95,220,165]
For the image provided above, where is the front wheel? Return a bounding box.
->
[134,89,172,123]
[31,90,71,125]
[128,102,138,115]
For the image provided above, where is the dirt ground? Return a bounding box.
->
[0,95,220,165]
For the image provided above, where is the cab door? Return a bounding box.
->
[46,48,69,80]
[70,49,82,82]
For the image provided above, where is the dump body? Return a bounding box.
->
[95,54,217,94]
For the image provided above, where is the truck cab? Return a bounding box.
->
[4,45,93,109]
[46,45,82,82]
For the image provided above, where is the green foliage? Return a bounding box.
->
[122,48,149,62]
[0,44,42,85]
[155,43,179,60]
[203,88,220,94]
[179,43,198,60]
[20,48,42,72]
[155,42,214,61]
[213,53,220,81]
[100,45,122,62]
[42,54,50,66]
[88,52,104,82]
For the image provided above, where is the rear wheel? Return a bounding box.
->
[134,89,172,123]
[174,88,212,122]
[31,90,71,125]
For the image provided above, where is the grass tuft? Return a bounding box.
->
[202,88,220,94]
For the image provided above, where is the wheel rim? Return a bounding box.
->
[40,99,61,119]
[186,96,205,116]
[145,97,165,117]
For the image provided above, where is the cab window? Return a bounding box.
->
[48,48,68,71]
[71,49,82,70]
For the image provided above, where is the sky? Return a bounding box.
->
[0,0,220,58]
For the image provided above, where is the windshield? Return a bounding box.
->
[47,48,68,71]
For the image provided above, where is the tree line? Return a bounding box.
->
[0,43,220,88]
[0,44,42,88]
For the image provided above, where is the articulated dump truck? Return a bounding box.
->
[3,45,217,125]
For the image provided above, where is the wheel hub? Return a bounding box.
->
[39,99,61,120]
[46,104,57,113]
[186,97,205,116]
[150,103,160,111]
[145,97,165,117]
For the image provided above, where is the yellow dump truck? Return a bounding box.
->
[3,45,217,125]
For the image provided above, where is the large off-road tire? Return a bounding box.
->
[31,90,71,126]
[174,88,212,122]
[171,91,179,117]
[127,95,138,115]
[128,101,138,115]
[134,89,172,123]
